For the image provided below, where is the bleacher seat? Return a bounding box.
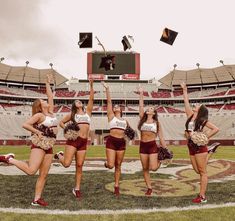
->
[55,90,76,97]
[151,91,171,98]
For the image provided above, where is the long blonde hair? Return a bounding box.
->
[32,99,42,116]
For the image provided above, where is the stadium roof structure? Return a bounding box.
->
[0,63,68,86]
[159,65,235,87]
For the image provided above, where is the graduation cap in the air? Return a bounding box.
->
[160,28,178,45]
[121,35,134,51]
[99,54,115,71]
[78,32,92,48]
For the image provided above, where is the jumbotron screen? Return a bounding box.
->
[88,51,139,75]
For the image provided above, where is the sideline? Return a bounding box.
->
[0,203,235,215]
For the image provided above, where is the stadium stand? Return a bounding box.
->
[228,89,235,95]
[134,91,149,97]
[173,90,183,97]
[159,65,235,86]
[0,62,67,85]
[60,105,71,112]
[0,61,235,145]
[55,89,76,97]
[164,106,184,113]
[151,91,171,98]
[77,91,91,97]
[223,103,235,110]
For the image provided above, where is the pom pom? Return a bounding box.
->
[64,122,80,140]
[35,124,56,138]
[191,131,208,146]
[158,147,173,162]
[31,134,56,150]
[124,126,135,140]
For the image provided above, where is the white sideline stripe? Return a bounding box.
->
[0,203,235,215]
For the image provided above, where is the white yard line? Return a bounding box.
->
[0,203,235,215]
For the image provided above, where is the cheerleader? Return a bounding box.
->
[138,86,168,196]
[102,82,134,196]
[54,80,94,199]
[181,82,219,203]
[0,75,58,206]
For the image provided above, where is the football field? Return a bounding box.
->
[0,145,234,221]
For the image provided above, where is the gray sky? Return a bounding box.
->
[1,0,235,80]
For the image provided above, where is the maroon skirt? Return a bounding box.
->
[66,136,88,151]
[139,140,159,154]
[31,144,53,154]
[106,135,126,151]
[187,139,208,156]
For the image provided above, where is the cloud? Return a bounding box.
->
[0,0,63,62]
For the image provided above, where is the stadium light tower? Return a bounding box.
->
[220,60,224,65]
[220,60,234,80]
[25,61,29,66]
[0,57,4,63]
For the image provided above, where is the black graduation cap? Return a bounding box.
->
[78,32,92,48]
[160,28,178,45]
[121,36,132,51]
[99,55,115,71]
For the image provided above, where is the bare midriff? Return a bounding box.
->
[77,123,90,138]
[110,128,125,138]
[141,131,156,142]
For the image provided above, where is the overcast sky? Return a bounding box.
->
[1,0,235,81]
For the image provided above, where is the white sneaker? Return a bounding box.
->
[54,151,64,160]
[208,142,220,154]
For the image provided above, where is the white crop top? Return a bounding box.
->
[109,117,127,130]
[140,122,157,133]
[188,121,195,132]
[40,116,58,127]
[75,113,91,125]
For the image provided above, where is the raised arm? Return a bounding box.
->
[180,82,193,118]
[22,113,44,137]
[204,121,219,139]
[59,113,72,129]
[86,80,94,116]
[101,81,114,120]
[157,122,167,148]
[46,74,54,114]
[138,86,144,118]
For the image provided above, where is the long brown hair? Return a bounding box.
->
[71,100,85,122]
[138,108,159,133]
[185,104,208,131]
[32,99,42,116]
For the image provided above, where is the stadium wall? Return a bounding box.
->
[0,112,234,146]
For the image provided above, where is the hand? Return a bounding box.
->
[46,74,53,84]
[184,130,191,139]
[36,131,43,139]
[180,82,187,90]
[101,81,109,89]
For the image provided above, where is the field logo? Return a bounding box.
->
[106,160,235,197]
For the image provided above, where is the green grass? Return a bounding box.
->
[0,171,235,210]
[1,207,235,221]
[0,145,235,220]
[0,145,234,160]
